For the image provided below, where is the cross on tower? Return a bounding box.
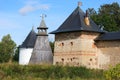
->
[40,14,47,20]
[78,2,82,7]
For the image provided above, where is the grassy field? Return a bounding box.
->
[0,63,105,80]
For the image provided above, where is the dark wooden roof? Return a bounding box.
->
[50,6,104,34]
[20,29,37,48]
[95,32,120,41]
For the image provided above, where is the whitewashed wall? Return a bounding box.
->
[19,48,33,65]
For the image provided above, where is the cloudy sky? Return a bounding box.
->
[0,0,120,45]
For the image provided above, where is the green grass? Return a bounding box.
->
[0,63,105,80]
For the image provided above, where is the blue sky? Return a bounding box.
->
[0,0,120,46]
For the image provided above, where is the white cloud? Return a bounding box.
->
[19,5,35,16]
[19,0,50,16]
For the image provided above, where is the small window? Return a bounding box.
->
[61,58,64,62]
[71,58,72,61]
[62,43,64,46]
[90,58,92,61]
[70,42,73,46]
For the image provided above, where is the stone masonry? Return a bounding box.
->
[54,31,100,68]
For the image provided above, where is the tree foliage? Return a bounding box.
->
[88,2,120,32]
[0,34,16,63]
[49,41,54,53]
[13,47,19,62]
[104,64,120,80]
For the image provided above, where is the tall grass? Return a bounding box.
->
[0,63,105,80]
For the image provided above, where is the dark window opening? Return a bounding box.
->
[61,58,64,62]
[62,43,64,46]
[71,58,72,61]
[70,42,73,46]
[56,62,59,65]
[90,58,92,61]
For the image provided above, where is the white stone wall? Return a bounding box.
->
[19,48,33,65]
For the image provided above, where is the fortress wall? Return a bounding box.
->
[96,41,120,69]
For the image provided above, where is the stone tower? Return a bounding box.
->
[29,15,53,64]
[50,3,104,68]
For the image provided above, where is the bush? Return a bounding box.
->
[104,64,120,80]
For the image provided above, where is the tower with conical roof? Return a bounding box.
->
[29,14,53,64]
[50,2,104,68]
[19,27,37,65]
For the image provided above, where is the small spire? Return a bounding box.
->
[78,1,82,7]
[32,25,34,30]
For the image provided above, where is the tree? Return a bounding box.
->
[0,34,16,63]
[88,2,120,32]
[13,47,19,62]
[87,8,97,16]
[49,41,54,53]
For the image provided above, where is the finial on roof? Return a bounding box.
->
[78,1,82,7]
[40,14,47,20]
[32,25,34,30]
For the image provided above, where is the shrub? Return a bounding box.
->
[0,63,104,80]
[104,64,120,80]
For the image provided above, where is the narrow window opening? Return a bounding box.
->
[61,58,64,62]
[62,43,64,46]
[70,42,73,46]
[71,58,72,61]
